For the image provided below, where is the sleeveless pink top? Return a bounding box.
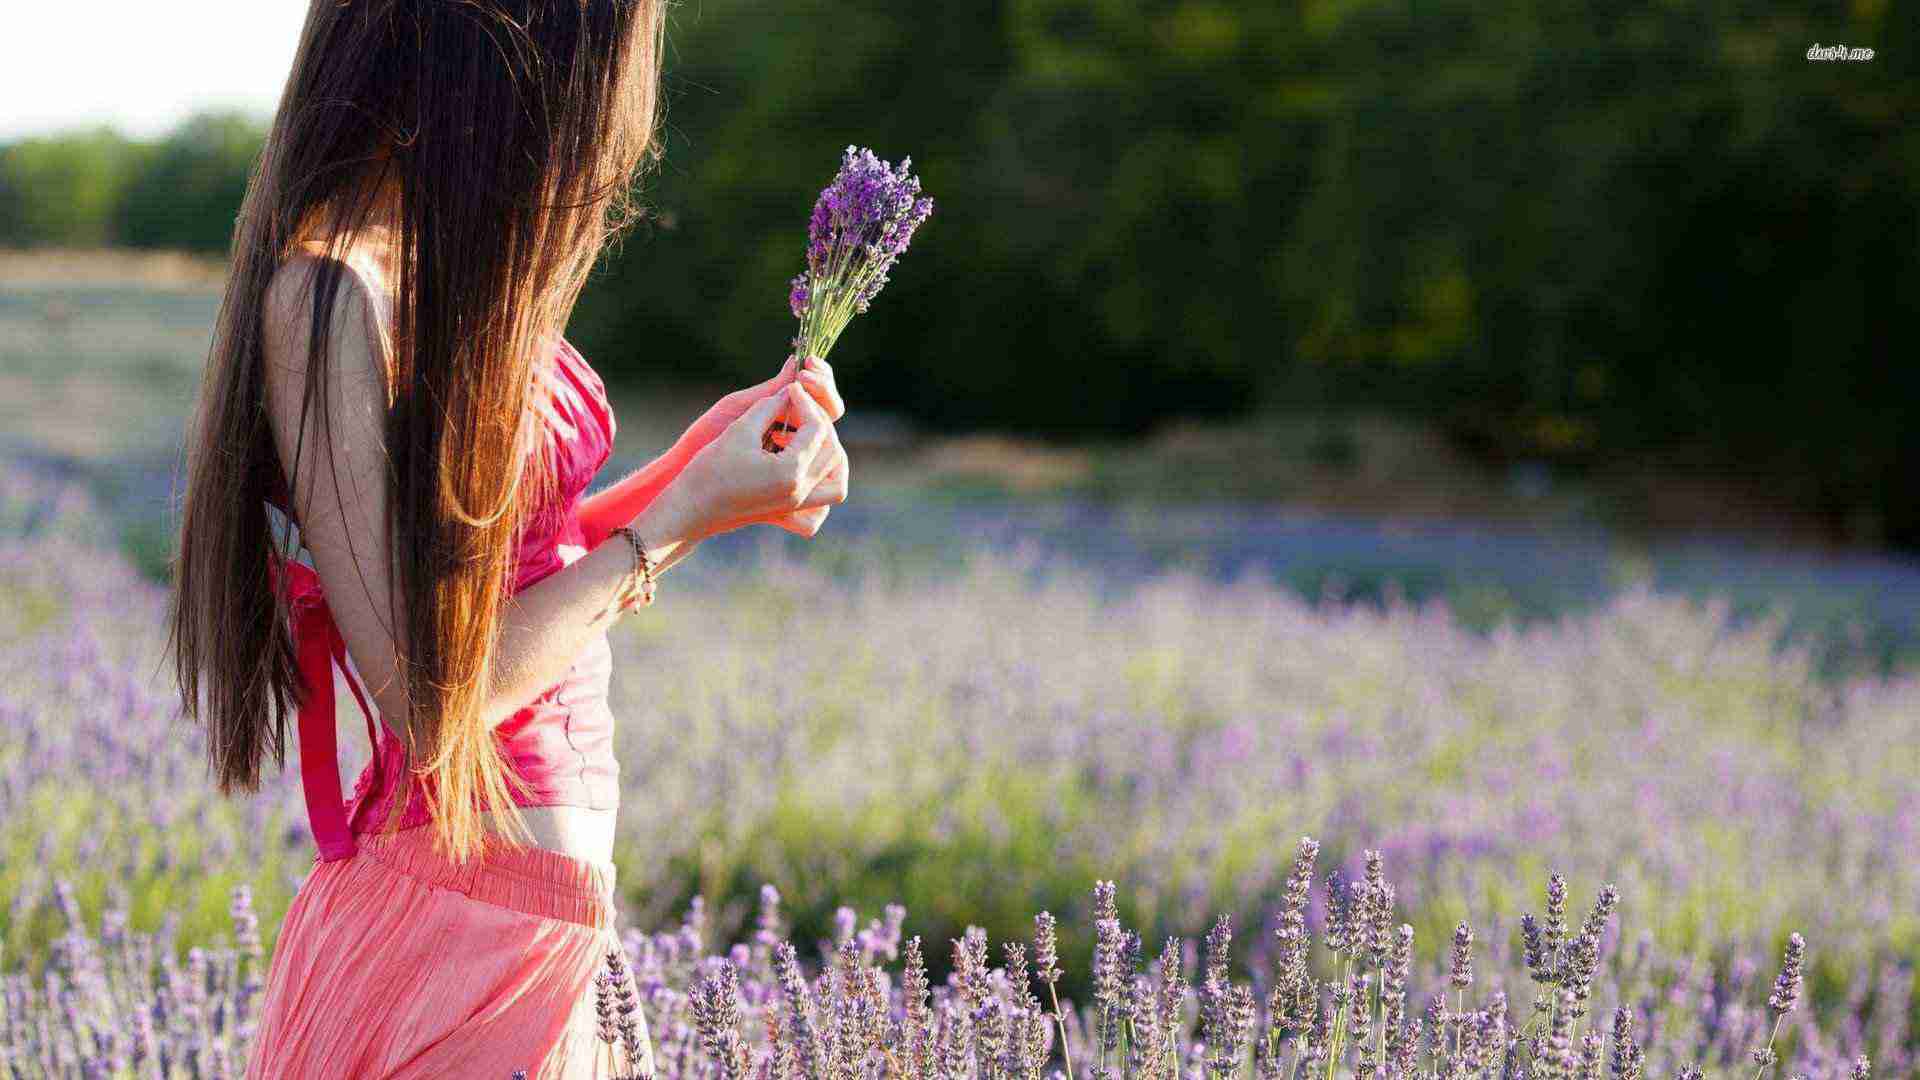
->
[267,337,620,860]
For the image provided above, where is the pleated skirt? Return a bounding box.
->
[244,826,653,1079]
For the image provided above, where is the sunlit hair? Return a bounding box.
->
[168,0,667,864]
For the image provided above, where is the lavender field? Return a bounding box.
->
[5,273,1920,1075]
[2,458,1916,1076]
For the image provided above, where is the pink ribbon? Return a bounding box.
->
[271,555,381,862]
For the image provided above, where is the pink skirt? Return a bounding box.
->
[245,827,653,1079]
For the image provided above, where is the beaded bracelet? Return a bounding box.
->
[612,526,657,611]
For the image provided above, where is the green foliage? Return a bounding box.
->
[114,111,262,251]
[0,127,148,246]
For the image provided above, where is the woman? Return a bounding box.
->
[166,2,850,1076]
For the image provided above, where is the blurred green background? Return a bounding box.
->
[4,1,1914,547]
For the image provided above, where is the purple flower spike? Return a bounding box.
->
[1449,922,1474,991]
[788,274,811,319]
[1767,933,1806,1015]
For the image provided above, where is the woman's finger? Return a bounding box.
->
[797,368,845,422]
[768,352,802,391]
[805,356,840,400]
[742,381,793,434]
[784,383,834,468]
[773,504,830,537]
[755,449,847,534]
[796,452,849,511]
[803,427,844,495]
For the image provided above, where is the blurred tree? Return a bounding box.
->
[114,111,265,251]
[0,127,144,246]
[1263,0,1916,543]
[575,0,1288,435]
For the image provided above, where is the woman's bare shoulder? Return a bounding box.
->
[262,245,395,380]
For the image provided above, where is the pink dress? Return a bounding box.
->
[245,337,652,1079]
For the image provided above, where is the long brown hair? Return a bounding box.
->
[168,0,666,864]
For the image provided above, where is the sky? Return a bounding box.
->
[1,3,308,141]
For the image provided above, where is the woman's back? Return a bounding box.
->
[260,243,624,861]
[265,240,618,591]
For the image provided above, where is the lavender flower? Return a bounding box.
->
[1093,916,1127,1060]
[788,146,934,364]
[1545,873,1569,967]
[1217,983,1255,1076]
[1323,870,1351,956]
[1608,1005,1645,1080]
[1267,839,1319,1037]
[691,960,748,1080]
[1449,921,1474,991]
[1769,933,1807,1015]
[1382,924,1414,1065]
[774,940,826,1080]
[596,968,620,1048]
[1750,935,1812,1078]
[1202,914,1232,997]
[1579,1032,1605,1079]
[756,885,783,948]
[955,925,993,1012]
[1522,912,1550,988]
[1360,851,1394,970]
[1129,976,1162,1080]
[603,946,649,1070]
[901,937,936,1077]
[1157,937,1188,1061]
[1346,879,1371,963]
[1461,1007,1495,1074]
[1543,989,1580,1074]
[1197,915,1236,1075]
[1033,912,1064,985]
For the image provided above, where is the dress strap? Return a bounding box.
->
[270,554,381,862]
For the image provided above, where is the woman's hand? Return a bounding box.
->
[665,354,845,535]
[674,354,846,463]
[574,355,846,548]
[665,379,849,542]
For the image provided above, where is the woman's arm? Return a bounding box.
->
[262,256,696,746]
[575,447,684,551]
[485,493,693,730]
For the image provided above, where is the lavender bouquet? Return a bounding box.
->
[766,146,932,452]
[786,145,934,365]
